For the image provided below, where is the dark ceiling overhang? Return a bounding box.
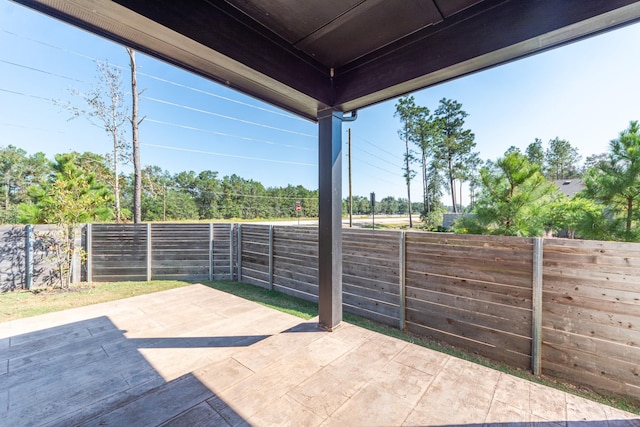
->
[13,0,640,121]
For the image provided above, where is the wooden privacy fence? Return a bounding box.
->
[88,223,236,282]
[237,225,640,401]
[81,223,640,400]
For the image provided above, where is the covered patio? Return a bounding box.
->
[1,284,637,426]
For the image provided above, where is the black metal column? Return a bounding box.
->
[318,108,343,330]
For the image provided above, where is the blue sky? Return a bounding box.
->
[1,1,640,205]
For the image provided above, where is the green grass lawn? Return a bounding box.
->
[1,279,638,414]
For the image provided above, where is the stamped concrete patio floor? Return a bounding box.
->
[1,284,638,426]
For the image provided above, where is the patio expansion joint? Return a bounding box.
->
[399,349,452,426]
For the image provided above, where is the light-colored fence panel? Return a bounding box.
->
[404,232,534,369]
[542,239,640,400]
[239,224,270,288]
[0,225,59,290]
[151,223,210,280]
[212,224,234,280]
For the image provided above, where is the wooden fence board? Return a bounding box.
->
[343,292,399,318]
[342,273,400,295]
[406,259,533,289]
[405,320,531,369]
[272,283,318,303]
[406,271,531,308]
[542,359,640,401]
[343,303,398,327]
[406,305,532,356]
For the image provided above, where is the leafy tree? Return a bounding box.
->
[0,145,48,223]
[18,153,113,287]
[395,95,418,227]
[583,152,608,170]
[525,138,544,167]
[457,151,558,236]
[432,98,478,213]
[542,197,603,239]
[545,137,581,180]
[582,121,640,240]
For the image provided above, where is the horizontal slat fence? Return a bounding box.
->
[8,222,637,401]
[151,223,211,280]
[404,233,534,369]
[239,224,270,288]
[91,224,148,281]
[342,229,401,326]
[212,224,234,280]
[542,239,640,400]
[272,226,319,301]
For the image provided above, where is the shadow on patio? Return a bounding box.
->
[0,284,637,426]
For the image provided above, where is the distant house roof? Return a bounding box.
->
[554,180,585,198]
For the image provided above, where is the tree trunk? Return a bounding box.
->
[627,196,633,233]
[112,131,121,223]
[128,48,142,224]
[421,150,427,218]
[448,155,457,213]
[405,131,413,228]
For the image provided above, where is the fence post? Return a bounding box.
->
[147,223,152,282]
[237,223,242,282]
[229,224,234,280]
[86,224,92,283]
[532,237,543,375]
[268,225,274,290]
[25,224,33,291]
[71,226,82,284]
[209,223,214,281]
[399,231,406,330]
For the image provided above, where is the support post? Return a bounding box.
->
[268,225,274,290]
[399,231,406,330]
[209,223,214,281]
[86,223,92,283]
[318,109,343,330]
[237,223,242,282]
[25,224,33,291]
[147,223,152,282]
[532,237,543,375]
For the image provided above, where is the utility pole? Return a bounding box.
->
[348,128,353,228]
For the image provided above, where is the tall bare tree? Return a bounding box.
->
[67,60,130,222]
[127,47,144,223]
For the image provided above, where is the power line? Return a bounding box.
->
[163,184,318,200]
[1,29,307,122]
[355,145,402,170]
[354,133,403,161]
[145,118,313,151]
[142,143,316,166]
[0,59,84,82]
[138,73,307,122]
[143,96,314,137]
[0,88,54,102]
[356,157,403,177]
[0,87,314,152]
